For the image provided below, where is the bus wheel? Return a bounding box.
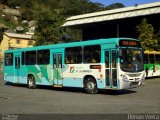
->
[84,77,98,94]
[27,75,36,89]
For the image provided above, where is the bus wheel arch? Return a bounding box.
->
[27,74,36,89]
[83,75,98,94]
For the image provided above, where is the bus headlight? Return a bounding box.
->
[142,73,145,80]
[120,74,128,82]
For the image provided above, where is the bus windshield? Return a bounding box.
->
[119,48,143,72]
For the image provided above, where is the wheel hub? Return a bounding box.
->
[29,78,34,86]
[87,82,95,90]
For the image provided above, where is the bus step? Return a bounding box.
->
[53,85,63,88]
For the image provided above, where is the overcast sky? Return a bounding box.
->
[90,0,160,6]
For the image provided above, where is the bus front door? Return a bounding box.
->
[14,56,20,83]
[105,50,117,88]
[53,53,63,86]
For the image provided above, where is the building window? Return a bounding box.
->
[28,40,33,45]
[16,39,20,44]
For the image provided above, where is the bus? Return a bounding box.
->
[144,51,160,78]
[3,38,145,94]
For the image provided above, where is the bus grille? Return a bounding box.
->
[126,73,141,77]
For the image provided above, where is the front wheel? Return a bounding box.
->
[84,77,98,94]
[27,75,36,89]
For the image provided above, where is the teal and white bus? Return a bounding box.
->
[3,38,145,94]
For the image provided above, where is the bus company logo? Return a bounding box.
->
[70,67,75,73]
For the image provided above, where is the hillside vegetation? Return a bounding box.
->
[0,0,159,50]
[0,0,125,45]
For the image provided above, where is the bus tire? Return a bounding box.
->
[27,75,36,89]
[84,77,98,94]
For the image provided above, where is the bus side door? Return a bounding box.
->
[52,50,63,86]
[14,55,21,83]
[104,49,118,88]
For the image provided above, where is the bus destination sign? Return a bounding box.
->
[119,40,141,47]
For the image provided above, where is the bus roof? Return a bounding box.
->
[4,38,139,53]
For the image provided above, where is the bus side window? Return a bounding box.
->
[65,57,70,64]
[144,54,148,64]
[25,51,36,65]
[149,54,154,64]
[37,50,50,65]
[5,53,13,66]
[155,54,160,64]
[65,47,82,64]
[83,45,101,63]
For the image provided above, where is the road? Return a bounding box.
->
[0,73,160,119]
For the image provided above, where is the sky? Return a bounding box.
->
[90,0,160,6]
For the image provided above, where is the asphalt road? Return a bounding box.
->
[0,73,160,116]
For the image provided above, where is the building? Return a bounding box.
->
[0,32,34,61]
[62,2,160,40]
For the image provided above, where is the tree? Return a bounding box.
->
[21,9,34,21]
[34,13,58,45]
[105,3,125,10]
[136,18,158,51]
[156,28,160,50]
[0,0,7,4]
[2,0,126,46]
[6,0,21,8]
[0,29,3,42]
[34,10,81,46]
[34,10,67,46]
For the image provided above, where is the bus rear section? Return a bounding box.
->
[3,49,53,87]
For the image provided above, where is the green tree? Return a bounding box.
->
[0,0,7,4]
[0,29,3,42]
[105,3,125,10]
[2,0,125,46]
[34,11,65,46]
[21,9,34,21]
[156,29,160,50]
[136,18,158,50]
[34,10,81,46]
[6,0,21,8]
[34,13,57,45]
